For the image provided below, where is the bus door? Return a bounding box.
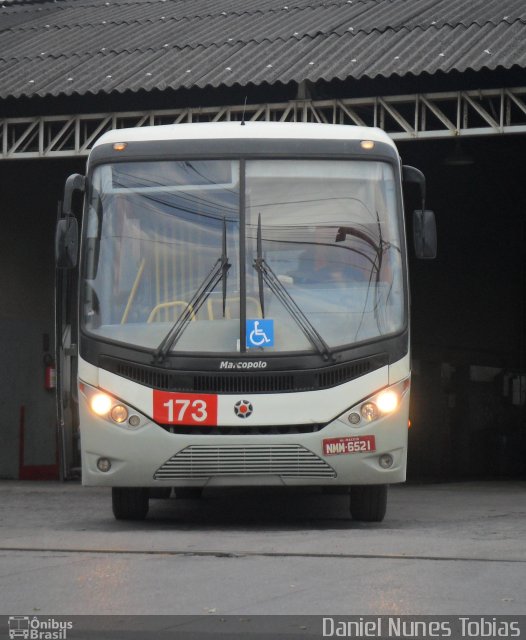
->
[55,201,81,480]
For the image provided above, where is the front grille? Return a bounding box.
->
[100,354,386,394]
[316,360,371,387]
[159,424,324,436]
[193,374,294,393]
[154,444,336,480]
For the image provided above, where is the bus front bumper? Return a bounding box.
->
[80,395,409,488]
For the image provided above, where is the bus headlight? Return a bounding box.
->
[90,393,112,416]
[110,404,129,423]
[361,402,379,422]
[338,378,410,427]
[376,390,399,414]
[81,383,147,430]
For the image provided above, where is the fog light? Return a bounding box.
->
[377,390,399,414]
[348,412,361,425]
[379,453,394,469]
[361,402,378,422]
[110,404,128,423]
[128,414,141,428]
[90,393,112,416]
[97,457,112,472]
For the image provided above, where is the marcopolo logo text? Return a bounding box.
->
[219,360,267,370]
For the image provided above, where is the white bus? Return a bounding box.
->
[56,122,435,522]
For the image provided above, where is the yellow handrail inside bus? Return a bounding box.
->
[206,296,262,320]
[120,258,146,324]
[147,300,196,323]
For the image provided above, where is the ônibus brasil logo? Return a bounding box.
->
[234,400,253,418]
[8,616,72,640]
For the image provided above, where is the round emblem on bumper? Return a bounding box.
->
[234,400,253,418]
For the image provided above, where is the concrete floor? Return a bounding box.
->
[0,481,525,616]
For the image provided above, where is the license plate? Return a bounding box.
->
[323,435,376,456]
[153,391,218,426]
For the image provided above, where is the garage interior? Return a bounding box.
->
[0,129,524,481]
[402,134,526,479]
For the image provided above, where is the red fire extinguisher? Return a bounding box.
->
[44,353,56,390]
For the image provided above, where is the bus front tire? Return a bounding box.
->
[350,484,388,522]
[112,487,149,520]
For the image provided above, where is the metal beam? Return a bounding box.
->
[1,87,526,160]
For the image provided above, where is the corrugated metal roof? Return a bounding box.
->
[0,0,524,99]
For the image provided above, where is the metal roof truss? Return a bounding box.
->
[2,87,526,160]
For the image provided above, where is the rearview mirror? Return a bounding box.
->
[63,173,85,217]
[413,210,437,259]
[403,165,427,212]
[55,216,79,269]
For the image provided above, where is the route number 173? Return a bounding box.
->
[153,391,218,426]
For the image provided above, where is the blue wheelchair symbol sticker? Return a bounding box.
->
[246,319,274,348]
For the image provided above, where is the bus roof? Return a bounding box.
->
[93,121,396,150]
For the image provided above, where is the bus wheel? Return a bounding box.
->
[149,487,172,499]
[350,485,388,522]
[175,488,203,500]
[112,488,149,520]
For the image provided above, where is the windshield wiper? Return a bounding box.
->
[152,217,230,364]
[253,214,334,362]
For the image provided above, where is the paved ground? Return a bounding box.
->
[0,481,525,615]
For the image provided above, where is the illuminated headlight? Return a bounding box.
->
[90,393,112,416]
[80,383,146,430]
[339,378,410,427]
[376,390,399,414]
[361,402,379,422]
[110,404,128,423]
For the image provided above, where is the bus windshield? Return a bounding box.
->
[82,158,404,355]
